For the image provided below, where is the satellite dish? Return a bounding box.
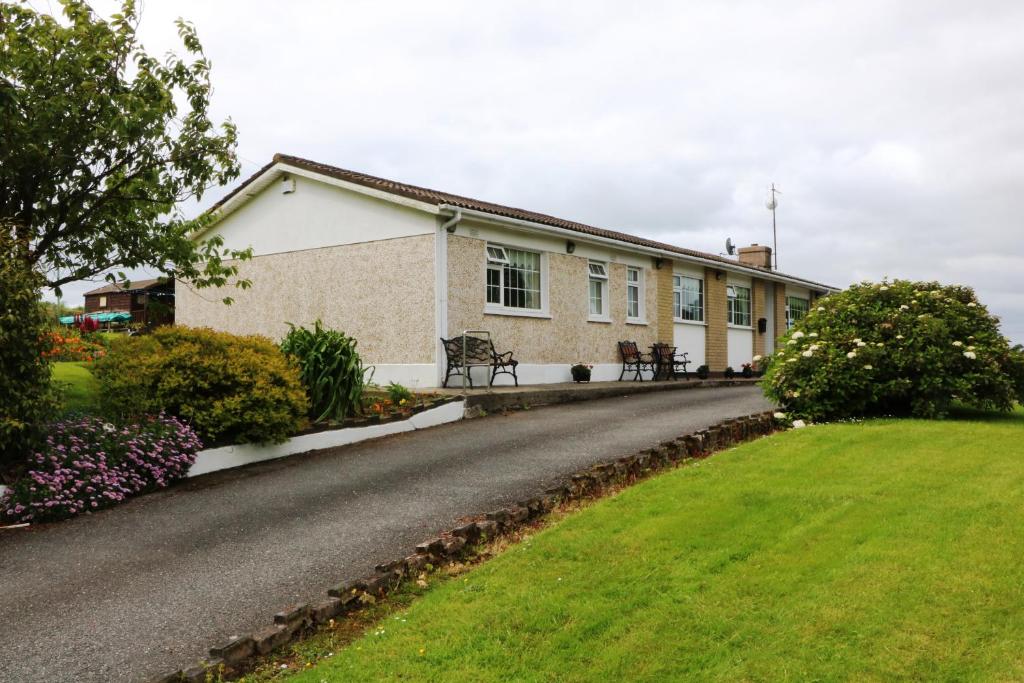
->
[725,237,736,255]
[766,196,777,210]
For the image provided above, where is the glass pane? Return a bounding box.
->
[502,248,541,310]
[486,267,501,304]
[627,285,639,318]
[589,279,603,315]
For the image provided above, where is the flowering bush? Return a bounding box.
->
[42,328,107,362]
[95,326,308,445]
[761,280,1021,421]
[1,414,202,523]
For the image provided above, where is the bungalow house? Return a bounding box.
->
[179,154,836,387]
[82,278,175,327]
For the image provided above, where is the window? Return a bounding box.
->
[786,296,809,329]
[485,244,542,310]
[588,261,608,319]
[98,295,107,308]
[626,267,643,321]
[727,284,752,327]
[673,275,704,322]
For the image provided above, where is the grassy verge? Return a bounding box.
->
[51,361,100,414]
[259,409,1024,682]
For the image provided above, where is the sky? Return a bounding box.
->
[48,1,1024,344]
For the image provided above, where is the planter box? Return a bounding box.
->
[188,398,465,478]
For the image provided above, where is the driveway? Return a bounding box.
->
[0,385,771,682]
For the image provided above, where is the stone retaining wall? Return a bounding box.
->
[156,411,782,682]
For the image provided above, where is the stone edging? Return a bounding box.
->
[155,410,782,682]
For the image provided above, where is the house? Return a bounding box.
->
[179,154,836,387]
[82,278,175,327]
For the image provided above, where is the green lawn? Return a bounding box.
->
[51,361,100,414]
[290,409,1024,682]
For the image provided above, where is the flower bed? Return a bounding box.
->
[42,329,107,362]
[1,414,202,524]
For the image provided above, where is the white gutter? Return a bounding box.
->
[438,204,837,293]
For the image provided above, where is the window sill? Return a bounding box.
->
[674,319,707,326]
[727,323,753,330]
[587,316,613,324]
[484,306,551,320]
[626,319,649,326]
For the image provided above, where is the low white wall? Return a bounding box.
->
[188,399,464,478]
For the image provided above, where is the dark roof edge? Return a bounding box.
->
[205,153,838,292]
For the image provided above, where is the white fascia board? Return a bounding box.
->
[439,204,838,294]
[191,162,442,242]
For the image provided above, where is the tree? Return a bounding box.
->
[0,0,251,300]
[0,227,59,482]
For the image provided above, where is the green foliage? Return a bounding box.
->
[696,364,710,380]
[94,326,308,445]
[1007,344,1024,404]
[762,280,1020,421]
[0,232,59,481]
[724,366,735,379]
[280,320,373,423]
[386,382,414,404]
[0,1,251,300]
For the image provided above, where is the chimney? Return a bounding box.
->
[737,243,772,269]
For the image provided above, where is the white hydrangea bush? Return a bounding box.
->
[761,279,1023,421]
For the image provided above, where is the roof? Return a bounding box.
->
[211,153,837,292]
[83,278,169,296]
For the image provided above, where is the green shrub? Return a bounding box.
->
[280,320,372,423]
[386,381,414,404]
[762,280,1020,421]
[1007,344,1024,405]
[94,326,308,445]
[0,233,59,481]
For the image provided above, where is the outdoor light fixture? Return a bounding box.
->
[654,258,664,269]
[715,270,723,280]
[566,240,576,254]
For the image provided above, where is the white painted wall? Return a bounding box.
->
[209,174,435,257]
[727,327,754,370]
[674,323,706,368]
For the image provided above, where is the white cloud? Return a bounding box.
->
[48,0,1024,344]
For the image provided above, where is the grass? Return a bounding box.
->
[278,408,1024,683]
[51,361,100,414]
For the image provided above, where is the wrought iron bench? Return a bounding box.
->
[618,340,654,381]
[651,343,691,381]
[440,335,519,388]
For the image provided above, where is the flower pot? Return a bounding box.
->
[571,366,592,383]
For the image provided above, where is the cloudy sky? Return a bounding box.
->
[54,1,1024,343]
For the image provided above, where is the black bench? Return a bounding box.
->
[440,335,519,388]
[618,340,654,381]
[651,343,691,381]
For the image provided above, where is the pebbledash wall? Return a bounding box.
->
[178,164,827,388]
[176,175,439,386]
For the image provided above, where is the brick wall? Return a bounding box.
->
[752,278,767,358]
[655,261,674,344]
[774,282,787,346]
[705,267,727,370]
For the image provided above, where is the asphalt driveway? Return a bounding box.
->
[0,385,771,682]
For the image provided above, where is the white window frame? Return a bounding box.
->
[484,243,549,318]
[727,284,752,328]
[626,266,646,324]
[786,296,809,329]
[588,261,610,322]
[673,274,704,324]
